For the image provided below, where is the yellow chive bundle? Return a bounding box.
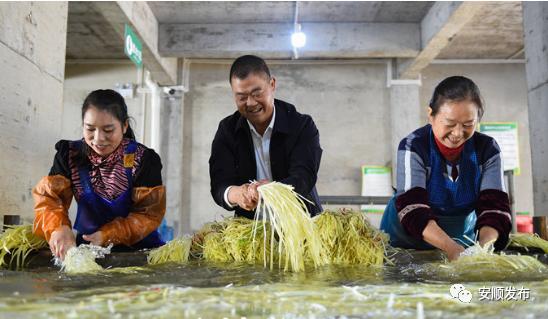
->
[147,237,192,265]
[197,184,392,271]
[190,221,224,258]
[0,224,47,269]
[200,218,275,264]
[313,209,390,266]
[509,233,548,253]
[255,181,327,272]
[435,240,547,281]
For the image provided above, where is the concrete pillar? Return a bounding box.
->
[0,2,68,221]
[523,2,548,217]
[389,82,422,184]
[161,96,185,236]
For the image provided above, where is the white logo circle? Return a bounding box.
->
[450,284,466,298]
[458,289,473,303]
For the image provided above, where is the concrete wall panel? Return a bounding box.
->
[159,23,419,59]
[523,2,548,91]
[523,1,548,217]
[526,84,548,213]
[0,43,63,219]
[161,97,185,235]
[0,2,68,81]
[0,3,67,222]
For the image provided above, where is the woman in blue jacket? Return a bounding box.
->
[380,76,511,260]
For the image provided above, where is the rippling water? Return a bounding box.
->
[0,250,546,318]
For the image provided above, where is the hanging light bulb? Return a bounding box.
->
[291,24,306,48]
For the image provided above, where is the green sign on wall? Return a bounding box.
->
[124,24,142,67]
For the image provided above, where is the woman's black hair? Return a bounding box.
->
[429,76,484,120]
[75,89,135,166]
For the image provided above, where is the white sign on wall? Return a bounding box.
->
[361,166,393,228]
[479,122,520,175]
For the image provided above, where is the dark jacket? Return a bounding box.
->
[209,99,323,218]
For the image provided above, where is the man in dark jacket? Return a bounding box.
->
[209,55,323,219]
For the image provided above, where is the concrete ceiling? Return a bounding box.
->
[437,2,524,59]
[147,1,434,24]
[65,1,525,77]
[66,1,435,60]
[66,2,125,59]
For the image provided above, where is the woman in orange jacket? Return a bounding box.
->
[33,89,165,260]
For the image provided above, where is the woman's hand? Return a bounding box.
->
[82,231,105,246]
[446,244,465,261]
[478,226,499,247]
[49,225,76,260]
[422,220,465,261]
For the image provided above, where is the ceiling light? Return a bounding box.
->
[291,1,305,58]
[291,29,306,48]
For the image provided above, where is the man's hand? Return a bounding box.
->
[228,183,258,210]
[248,179,270,202]
[49,225,76,261]
[82,231,105,246]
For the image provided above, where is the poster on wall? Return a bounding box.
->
[479,122,520,175]
[361,166,393,228]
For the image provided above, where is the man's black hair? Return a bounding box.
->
[229,55,271,83]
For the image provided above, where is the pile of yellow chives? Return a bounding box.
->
[0,224,47,269]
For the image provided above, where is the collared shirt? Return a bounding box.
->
[247,106,275,182]
[223,107,276,207]
[446,163,459,182]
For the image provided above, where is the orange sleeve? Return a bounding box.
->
[32,175,73,242]
[99,185,166,246]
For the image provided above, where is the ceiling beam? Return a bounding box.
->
[92,2,178,85]
[397,1,485,79]
[159,22,420,59]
